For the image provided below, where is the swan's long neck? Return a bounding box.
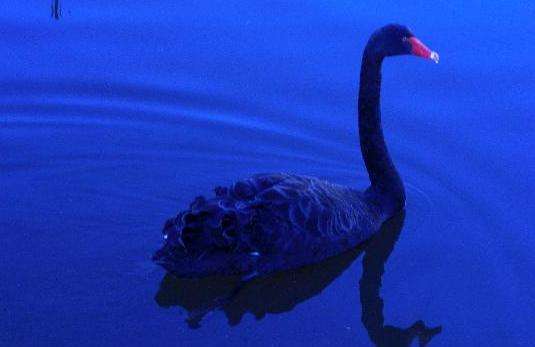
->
[358,49,405,213]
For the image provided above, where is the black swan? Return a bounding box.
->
[153,24,439,278]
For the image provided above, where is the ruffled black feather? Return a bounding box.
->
[153,173,382,278]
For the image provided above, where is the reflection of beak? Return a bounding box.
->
[409,37,439,63]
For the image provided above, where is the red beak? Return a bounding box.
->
[408,37,439,63]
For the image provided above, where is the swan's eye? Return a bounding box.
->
[402,37,408,42]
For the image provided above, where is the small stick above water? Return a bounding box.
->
[51,0,61,20]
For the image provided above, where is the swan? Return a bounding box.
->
[153,24,439,278]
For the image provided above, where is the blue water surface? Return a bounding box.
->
[1,1,534,346]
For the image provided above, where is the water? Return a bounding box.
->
[1,1,533,346]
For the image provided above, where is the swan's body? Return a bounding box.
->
[153,24,438,278]
[155,173,381,277]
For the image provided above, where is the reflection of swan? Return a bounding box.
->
[155,239,365,328]
[155,211,441,346]
[360,212,442,346]
[153,24,439,278]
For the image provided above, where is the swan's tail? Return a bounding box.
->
[152,185,266,277]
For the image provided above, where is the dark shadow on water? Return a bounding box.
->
[155,241,365,328]
[154,211,441,345]
[360,212,442,346]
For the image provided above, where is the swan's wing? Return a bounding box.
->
[248,174,378,254]
[155,173,379,277]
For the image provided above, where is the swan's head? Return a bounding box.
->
[367,24,439,63]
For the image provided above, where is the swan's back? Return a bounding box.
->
[154,173,382,278]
